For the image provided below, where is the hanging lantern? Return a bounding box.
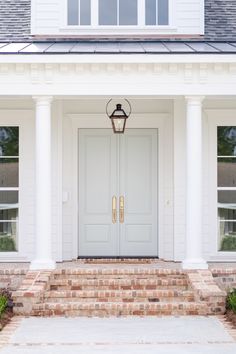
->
[106,99,132,134]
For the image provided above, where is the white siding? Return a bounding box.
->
[173,99,186,261]
[175,0,204,35]
[0,102,63,262]
[31,0,204,36]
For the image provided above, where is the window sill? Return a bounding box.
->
[59,26,178,36]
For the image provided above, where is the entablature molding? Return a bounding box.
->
[0,61,236,96]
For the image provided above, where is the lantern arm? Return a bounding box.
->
[106,99,113,118]
[124,99,132,118]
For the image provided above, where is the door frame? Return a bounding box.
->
[69,112,170,260]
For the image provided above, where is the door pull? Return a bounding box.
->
[119,196,125,223]
[112,196,117,224]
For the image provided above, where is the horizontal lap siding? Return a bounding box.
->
[32,0,61,35]
[176,0,204,35]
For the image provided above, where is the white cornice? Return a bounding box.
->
[0,54,236,64]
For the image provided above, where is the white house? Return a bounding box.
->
[0,0,235,270]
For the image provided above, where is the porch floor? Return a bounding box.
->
[0,260,236,271]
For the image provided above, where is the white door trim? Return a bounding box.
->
[68,113,170,260]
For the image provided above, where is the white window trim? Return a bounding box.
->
[206,109,236,259]
[61,0,177,35]
[0,111,33,261]
[0,125,19,255]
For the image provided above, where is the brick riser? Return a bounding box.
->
[33,302,208,317]
[50,278,189,291]
[44,289,195,303]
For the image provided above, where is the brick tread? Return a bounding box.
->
[54,274,186,280]
[54,269,186,276]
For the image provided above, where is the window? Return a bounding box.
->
[146,0,169,25]
[99,0,137,26]
[217,127,236,252]
[0,127,19,252]
[67,0,169,27]
[67,0,91,25]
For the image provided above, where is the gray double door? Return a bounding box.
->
[78,129,158,257]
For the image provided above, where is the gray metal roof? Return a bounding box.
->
[1,41,236,54]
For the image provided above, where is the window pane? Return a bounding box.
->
[68,0,79,25]
[80,0,91,25]
[0,127,19,157]
[0,223,17,252]
[218,158,236,187]
[219,221,236,251]
[0,191,18,205]
[99,0,117,25]
[218,207,236,221]
[146,0,156,25]
[0,159,18,188]
[218,126,236,156]
[158,0,169,25]
[218,190,236,204]
[119,0,137,25]
[0,208,18,221]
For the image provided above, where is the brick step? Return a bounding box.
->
[79,258,158,264]
[33,301,207,317]
[54,269,185,276]
[49,278,189,291]
[53,274,186,280]
[44,289,195,303]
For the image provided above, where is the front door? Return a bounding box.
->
[78,129,158,257]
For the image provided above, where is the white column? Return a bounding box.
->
[182,96,208,270]
[30,96,55,270]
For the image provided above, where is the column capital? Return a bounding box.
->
[32,96,53,105]
[185,96,205,105]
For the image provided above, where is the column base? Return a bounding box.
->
[182,258,208,270]
[30,259,56,270]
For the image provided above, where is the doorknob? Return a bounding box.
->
[119,196,124,223]
[112,196,117,224]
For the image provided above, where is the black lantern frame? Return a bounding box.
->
[106,99,132,134]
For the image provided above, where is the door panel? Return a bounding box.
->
[79,130,118,256]
[119,130,158,256]
[78,128,158,257]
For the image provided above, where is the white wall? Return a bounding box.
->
[173,98,236,262]
[0,100,62,262]
[31,0,204,36]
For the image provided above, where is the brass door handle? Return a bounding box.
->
[112,196,117,224]
[119,196,124,223]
